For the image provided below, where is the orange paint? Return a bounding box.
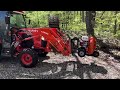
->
[87,36,96,55]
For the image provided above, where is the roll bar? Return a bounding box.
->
[11,11,25,14]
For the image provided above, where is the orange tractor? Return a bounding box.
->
[0,11,99,68]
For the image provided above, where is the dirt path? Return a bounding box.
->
[0,49,119,79]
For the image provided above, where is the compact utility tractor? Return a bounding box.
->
[0,11,99,68]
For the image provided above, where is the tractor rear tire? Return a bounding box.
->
[18,49,38,68]
[78,48,86,57]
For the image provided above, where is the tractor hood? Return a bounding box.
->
[20,27,57,36]
[21,27,51,32]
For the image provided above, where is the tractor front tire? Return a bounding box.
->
[18,49,38,68]
[78,48,86,57]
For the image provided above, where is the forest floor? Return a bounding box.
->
[0,37,119,79]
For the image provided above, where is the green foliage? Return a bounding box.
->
[24,11,120,39]
[94,11,120,39]
[26,11,50,27]
[10,14,26,28]
[25,11,86,31]
[114,30,120,39]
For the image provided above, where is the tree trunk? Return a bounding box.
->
[82,11,85,22]
[114,11,118,34]
[118,24,120,30]
[62,11,66,30]
[86,11,96,36]
[65,11,68,30]
[80,11,82,22]
[80,11,82,16]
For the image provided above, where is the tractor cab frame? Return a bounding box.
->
[0,11,26,57]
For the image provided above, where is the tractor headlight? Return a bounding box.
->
[41,36,45,40]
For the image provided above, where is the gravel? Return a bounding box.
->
[0,49,119,79]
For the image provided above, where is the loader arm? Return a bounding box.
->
[40,28,71,56]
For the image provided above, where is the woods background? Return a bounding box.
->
[19,11,120,39]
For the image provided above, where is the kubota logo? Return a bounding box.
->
[28,30,38,32]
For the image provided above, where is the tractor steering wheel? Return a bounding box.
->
[10,23,21,32]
